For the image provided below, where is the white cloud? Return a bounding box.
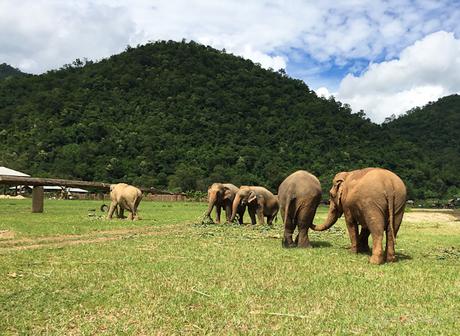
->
[0,1,136,73]
[336,31,460,123]
[315,87,332,98]
[2,0,460,75]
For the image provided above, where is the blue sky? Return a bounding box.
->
[1,0,460,122]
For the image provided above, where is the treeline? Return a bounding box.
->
[0,40,458,199]
[0,63,26,80]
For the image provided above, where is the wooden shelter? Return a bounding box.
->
[0,175,181,213]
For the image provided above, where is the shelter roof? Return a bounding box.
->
[0,166,30,177]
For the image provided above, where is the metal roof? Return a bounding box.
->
[0,166,30,177]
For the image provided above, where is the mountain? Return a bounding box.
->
[0,63,26,79]
[383,94,460,199]
[0,40,458,199]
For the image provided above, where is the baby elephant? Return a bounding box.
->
[278,170,322,248]
[230,186,279,225]
[107,183,142,220]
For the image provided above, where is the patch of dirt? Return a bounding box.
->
[0,225,182,253]
[0,230,15,239]
[0,195,26,199]
[404,211,458,223]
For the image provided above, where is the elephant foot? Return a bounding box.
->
[350,246,359,253]
[297,242,312,248]
[386,254,397,263]
[282,238,297,248]
[369,254,384,265]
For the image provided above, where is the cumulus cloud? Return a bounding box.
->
[315,87,332,98]
[0,1,136,73]
[2,0,460,75]
[336,31,460,123]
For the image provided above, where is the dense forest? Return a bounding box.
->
[0,40,458,199]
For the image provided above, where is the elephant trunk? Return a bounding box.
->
[230,195,241,222]
[205,194,217,218]
[310,202,342,231]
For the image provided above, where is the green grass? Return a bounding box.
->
[0,199,459,335]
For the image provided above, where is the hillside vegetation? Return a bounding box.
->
[0,40,458,199]
[0,63,26,80]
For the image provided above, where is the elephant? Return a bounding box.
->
[230,186,279,225]
[278,170,322,248]
[107,183,142,220]
[204,183,245,224]
[311,168,406,264]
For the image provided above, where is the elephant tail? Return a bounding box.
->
[283,202,291,226]
[387,192,396,243]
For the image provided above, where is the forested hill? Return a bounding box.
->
[0,63,26,79]
[0,40,458,199]
[382,94,460,199]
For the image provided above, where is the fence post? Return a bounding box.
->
[32,186,44,213]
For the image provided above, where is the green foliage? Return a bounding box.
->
[0,41,458,198]
[0,63,26,80]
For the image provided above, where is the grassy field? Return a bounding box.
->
[0,199,459,335]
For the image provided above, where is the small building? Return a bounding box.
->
[0,166,30,194]
[0,166,30,177]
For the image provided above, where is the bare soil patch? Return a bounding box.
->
[0,230,15,239]
[0,195,26,199]
[0,225,182,252]
[405,210,458,223]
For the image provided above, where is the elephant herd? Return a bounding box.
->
[106,167,406,265]
[205,168,407,265]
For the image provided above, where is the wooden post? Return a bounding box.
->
[32,186,44,213]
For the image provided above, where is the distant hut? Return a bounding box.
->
[0,166,30,195]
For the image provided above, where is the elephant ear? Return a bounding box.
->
[330,178,344,199]
[223,188,233,201]
[248,191,257,204]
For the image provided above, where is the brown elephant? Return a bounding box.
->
[278,170,322,248]
[230,186,279,225]
[107,183,142,220]
[204,183,245,224]
[311,168,406,264]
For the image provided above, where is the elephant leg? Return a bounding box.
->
[215,205,222,224]
[297,226,311,248]
[225,203,232,223]
[237,206,246,225]
[118,207,125,219]
[344,212,359,253]
[267,214,275,226]
[282,215,296,248]
[368,218,385,264]
[358,227,371,253]
[107,201,118,219]
[133,197,141,220]
[126,205,134,220]
[385,211,403,262]
[256,208,265,225]
[297,209,313,248]
[248,208,257,225]
[123,201,135,221]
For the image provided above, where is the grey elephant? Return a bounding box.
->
[107,183,142,221]
[311,168,406,264]
[204,183,245,224]
[230,186,279,225]
[278,170,322,248]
